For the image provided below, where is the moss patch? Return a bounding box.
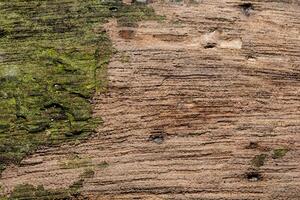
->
[59,155,92,169]
[272,148,289,159]
[80,168,95,179]
[6,183,82,200]
[3,167,96,199]
[251,154,267,168]
[97,161,109,169]
[0,0,161,174]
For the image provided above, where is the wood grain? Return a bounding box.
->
[1,0,300,199]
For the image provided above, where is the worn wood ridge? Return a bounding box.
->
[1,0,300,199]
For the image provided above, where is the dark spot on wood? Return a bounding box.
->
[16,115,26,120]
[44,102,65,110]
[0,28,7,38]
[239,3,254,16]
[247,141,258,149]
[245,171,262,182]
[119,29,136,39]
[109,7,118,12]
[246,54,256,60]
[204,42,217,49]
[149,134,165,144]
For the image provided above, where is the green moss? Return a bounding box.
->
[7,183,83,200]
[0,184,3,195]
[80,168,95,178]
[0,0,160,174]
[69,179,84,192]
[251,154,267,168]
[59,155,92,169]
[97,161,109,169]
[272,148,289,159]
[3,168,97,199]
[188,0,200,4]
[120,53,131,63]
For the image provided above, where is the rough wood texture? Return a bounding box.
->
[1,0,300,199]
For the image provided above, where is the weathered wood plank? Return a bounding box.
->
[1,0,300,199]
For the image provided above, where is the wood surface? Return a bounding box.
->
[1,0,300,199]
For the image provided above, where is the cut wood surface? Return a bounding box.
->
[1,0,300,199]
